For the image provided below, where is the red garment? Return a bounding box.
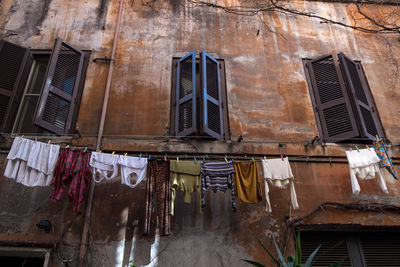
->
[51,148,91,213]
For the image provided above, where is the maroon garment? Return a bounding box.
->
[144,159,171,236]
[51,148,91,213]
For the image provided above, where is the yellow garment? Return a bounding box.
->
[170,160,201,216]
[233,161,262,203]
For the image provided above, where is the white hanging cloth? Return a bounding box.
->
[118,156,147,188]
[261,157,299,213]
[345,148,388,195]
[4,137,60,187]
[90,152,120,183]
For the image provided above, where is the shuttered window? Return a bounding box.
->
[304,53,383,143]
[0,38,89,135]
[171,50,229,140]
[301,231,400,267]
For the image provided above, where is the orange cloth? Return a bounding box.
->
[233,161,262,203]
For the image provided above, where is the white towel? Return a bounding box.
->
[261,157,299,213]
[346,148,388,195]
[118,156,147,188]
[90,152,120,183]
[4,137,60,187]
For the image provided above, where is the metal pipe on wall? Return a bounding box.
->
[77,0,125,266]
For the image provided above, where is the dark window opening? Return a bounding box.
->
[303,53,384,144]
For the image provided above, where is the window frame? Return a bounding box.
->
[303,54,385,143]
[0,39,90,135]
[170,53,230,140]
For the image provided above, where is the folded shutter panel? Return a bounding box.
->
[307,55,359,142]
[175,50,196,137]
[338,53,383,140]
[0,40,31,132]
[34,38,84,134]
[200,51,224,140]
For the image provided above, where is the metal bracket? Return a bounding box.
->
[93,56,112,63]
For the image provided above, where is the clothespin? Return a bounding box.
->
[177,156,179,162]
[350,148,352,152]
[112,151,115,156]
[366,145,370,150]
[281,152,284,161]
[194,156,197,164]
[203,156,205,161]
[306,156,309,165]
[231,158,235,162]
[225,155,228,163]
[376,134,379,141]
[251,157,255,161]
[355,146,360,152]
[264,156,267,160]
[139,153,142,159]
[72,146,76,151]
[164,155,167,161]
[148,155,151,160]
[21,135,24,138]
[66,145,70,149]
[48,140,51,144]
[124,153,128,157]
[84,147,87,152]
[99,150,102,154]
[329,157,332,168]
[35,137,37,143]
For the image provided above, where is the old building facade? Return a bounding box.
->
[0,0,399,266]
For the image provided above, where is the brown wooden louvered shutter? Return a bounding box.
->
[359,232,400,266]
[0,40,31,132]
[175,50,196,137]
[301,232,352,267]
[338,53,384,141]
[34,38,84,134]
[200,51,224,140]
[306,55,359,142]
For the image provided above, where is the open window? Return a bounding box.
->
[170,50,229,140]
[0,38,89,135]
[304,53,384,143]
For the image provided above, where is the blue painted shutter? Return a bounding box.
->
[338,53,383,140]
[200,51,224,140]
[307,55,359,142]
[34,38,85,134]
[175,50,196,137]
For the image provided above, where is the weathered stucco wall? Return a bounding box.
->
[0,0,400,266]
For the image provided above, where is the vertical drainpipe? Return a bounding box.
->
[77,0,125,266]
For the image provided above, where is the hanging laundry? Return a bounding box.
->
[118,155,148,188]
[261,157,299,213]
[373,137,399,180]
[144,159,171,236]
[233,161,262,203]
[90,152,119,183]
[346,148,388,195]
[51,148,91,213]
[4,137,60,187]
[169,160,201,216]
[201,161,236,212]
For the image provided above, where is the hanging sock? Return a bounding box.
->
[233,161,262,203]
[169,160,201,216]
[118,155,148,188]
[261,157,299,213]
[346,148,388,195]
[373,137,399,180]
[4,137,60,187]
[144,159,171,236]
[201,161,236,212]
[90,152,120,183]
